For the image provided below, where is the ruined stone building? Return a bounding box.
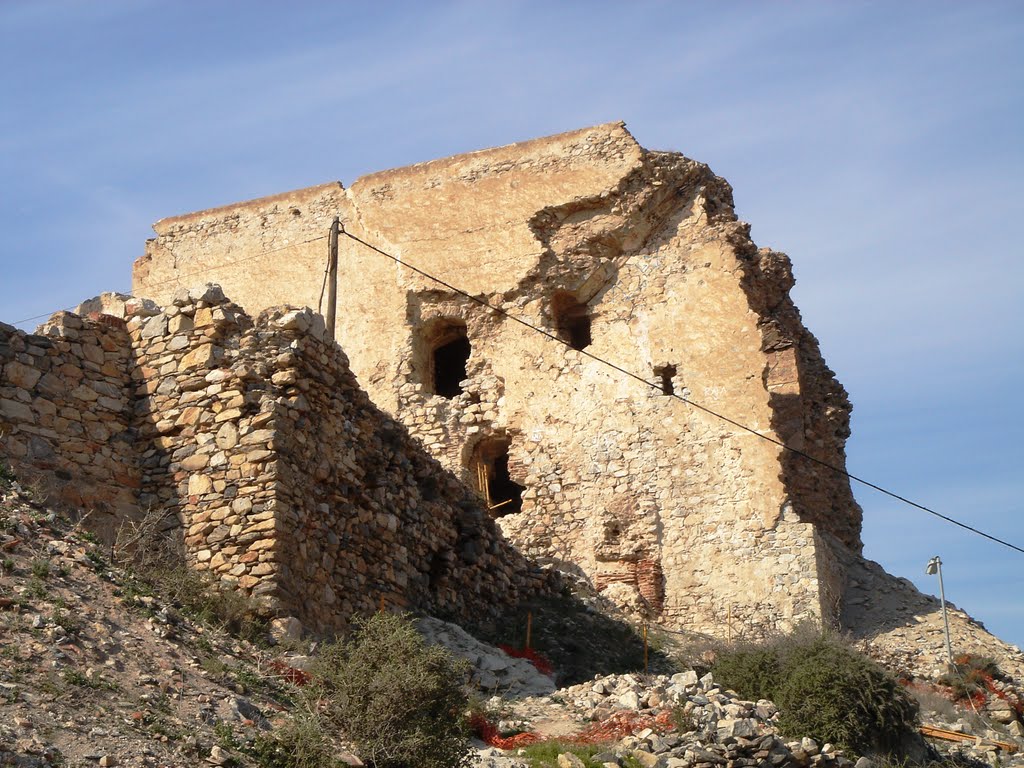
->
[126,122,864,637]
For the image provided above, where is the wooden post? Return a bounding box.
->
[326,217,339,342]
[727,604,733,643]
[525,611,532,649]
[643,623,649,674]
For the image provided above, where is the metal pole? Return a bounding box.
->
[326,217,339,342]
[936,559,954,665]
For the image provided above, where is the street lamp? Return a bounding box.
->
[926,556,954,665]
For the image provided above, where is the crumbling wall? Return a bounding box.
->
[131,122,863,637]
[123,288,548,631]
[2,288,548,633]
[0,313,139,523]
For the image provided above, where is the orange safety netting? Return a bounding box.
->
[468,713,542,749]
[498,645,555,677]
[470,708,677,750]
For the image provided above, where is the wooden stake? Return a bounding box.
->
[643,623,649,674]
[727,604,733,643]
[525,611,532,649]
[379,595,385,613]
[326,217,339,342]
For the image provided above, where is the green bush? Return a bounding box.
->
[708,645,781,702]
[713,632,919,756]
[314,612,473,768]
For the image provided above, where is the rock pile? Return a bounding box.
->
[541,671,863,768]
[473,667,1023,767]
[417,617,556,698]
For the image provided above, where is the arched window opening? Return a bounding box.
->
[552,292,592,351]
[434,335,470,398]
[471,438,524,517]
[654,364,677,396]
[425,320,470,398]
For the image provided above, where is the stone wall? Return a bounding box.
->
[0,313,139,523]
[132,123,864,637]
[1,289,549,633]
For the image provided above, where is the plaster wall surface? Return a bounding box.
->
[133,123,863,636]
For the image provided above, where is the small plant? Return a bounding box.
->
[249,712,341,768]
[31,558,51,579]
[709,644,781,702]
[670,704,697,733]
[1,557,13,573]
[156,566,268,642]
[0,461,15,490]
[516,741,610,768]
[78,530,99,544]
[85,549,109,571]
[62,668,116,690]
[938,655,1000,703]
[51,605,82,636]
[27,575,48,600]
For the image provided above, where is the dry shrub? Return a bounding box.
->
[112,506,267,642]
[312,611,473,768]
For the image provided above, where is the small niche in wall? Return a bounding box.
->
[654,364,677,396]
[470,437,525,517]
[423,319,470,398]
[551,291,592,351]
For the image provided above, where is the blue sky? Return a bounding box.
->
[1,1,1021,647]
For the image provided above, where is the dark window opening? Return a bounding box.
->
[552,293,592,351]
[472,439,524,517]
[432,330,470,398]
[654,364,677,396]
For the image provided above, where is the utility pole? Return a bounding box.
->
[926,555,954,666]
[326,217,339,343]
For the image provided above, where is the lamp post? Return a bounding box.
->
[926,556,954,665]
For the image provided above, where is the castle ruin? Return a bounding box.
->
[127,122,863,636]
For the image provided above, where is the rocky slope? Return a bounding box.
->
[1,477,1022,768]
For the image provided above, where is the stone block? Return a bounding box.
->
[0,398,35,423]
[3,361,41,389]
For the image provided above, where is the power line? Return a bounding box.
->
[8,235,328,328]
[339,226,1024,557]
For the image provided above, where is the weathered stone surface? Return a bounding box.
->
[130,123,860,636]
[3,361,42,389]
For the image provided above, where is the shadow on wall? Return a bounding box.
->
[736,247,863,552]
[119,287,554,634]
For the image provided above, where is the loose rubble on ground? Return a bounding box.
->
[2,480,1022,767]
[469,668,1023,768]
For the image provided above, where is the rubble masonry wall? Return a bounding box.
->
[1,291,547,633]
[0,313,139,522]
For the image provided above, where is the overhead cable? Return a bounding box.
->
[339,226,1024,556]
